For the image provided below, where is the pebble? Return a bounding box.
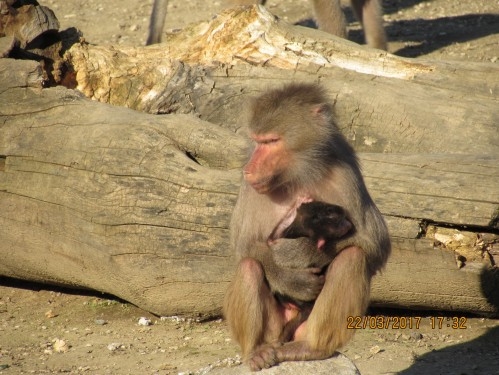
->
[411,332,423,340]
[45,310,57,318]
[107,342,123,351]
[369,345,382,355]
[138,317,152,326]
[53,338,70,353]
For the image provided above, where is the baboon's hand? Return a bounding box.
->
[247,343,280,371]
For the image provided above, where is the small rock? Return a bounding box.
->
[53,338,70,353]
[411,331,423,340]
[45,310,57,318]
[95,319,107,325]
[369,345,382,355]
[138,317,152,326]
[107,342,123,351]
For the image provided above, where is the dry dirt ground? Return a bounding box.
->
[1,0,499,374]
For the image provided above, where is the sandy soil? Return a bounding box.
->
[1,0,499,374]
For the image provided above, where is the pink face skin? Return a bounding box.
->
[243,133,289,194]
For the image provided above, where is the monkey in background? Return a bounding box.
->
[146,0,387,50]
[147,0,169,45]
[224,83,390,371]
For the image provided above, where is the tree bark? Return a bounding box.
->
[63,5,499,155]
[1,59,498,317]
[1,5,498,317]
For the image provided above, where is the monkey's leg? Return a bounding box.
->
[146,0,169,45]
[307,245,370,352]
[351,0,387,50]
[223,257,284,358]
[311,0,347,39]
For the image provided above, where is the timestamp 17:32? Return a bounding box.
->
[346,316,468,330]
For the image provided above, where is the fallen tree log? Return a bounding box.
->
[1,59,498,316]
[62,5,499,155]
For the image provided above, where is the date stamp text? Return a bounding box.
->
[347,316,467,330]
